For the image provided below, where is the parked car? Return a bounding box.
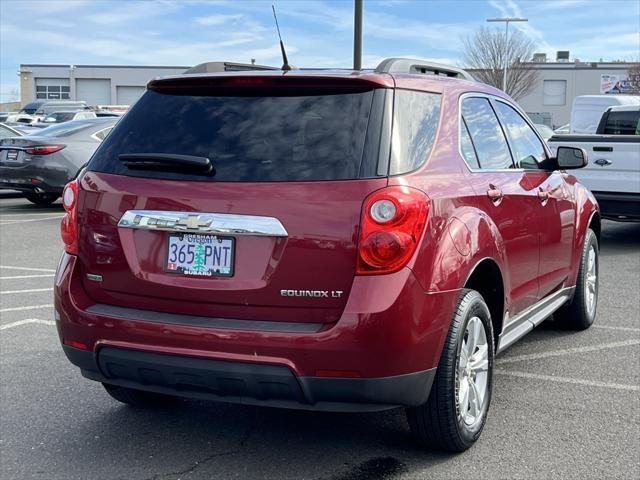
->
[554,123,570,134]
[534,123,554,141]
[0,123,24,140]
[54,59,599,452]
[19,101,46,115]
[34,110,97,126]
[570,94,640,134]
[34,100,89,117]
[549,105,640,221]
[0,117,117,205]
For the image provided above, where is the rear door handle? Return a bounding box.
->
[594,158,613,166]
[487,184,503,202]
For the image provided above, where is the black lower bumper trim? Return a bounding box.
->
[62,346,436,412]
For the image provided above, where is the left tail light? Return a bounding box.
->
[356,186,429,275]
[60,180,78,254]
[25,144,65,155]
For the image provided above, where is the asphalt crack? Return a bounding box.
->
[143,420,256,480]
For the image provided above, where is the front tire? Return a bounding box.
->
[555,228,599,330]
[406,289,494,452]
[102,383,177,408]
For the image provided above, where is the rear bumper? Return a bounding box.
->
[55,253,459,411]
[63,345,436,412]
[592,191,640,221]
[0,159,76,194]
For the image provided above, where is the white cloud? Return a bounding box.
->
[195,14,244,26]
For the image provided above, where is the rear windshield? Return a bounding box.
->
[33,121,93,138]
[602,110,640,135]
[88,89,377,182]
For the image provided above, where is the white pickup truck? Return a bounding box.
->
[548,105,640,221]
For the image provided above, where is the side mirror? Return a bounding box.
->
[555,146,588,169]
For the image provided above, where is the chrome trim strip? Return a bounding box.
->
[497,286,574,354]
[118,210,288,237]
[86,304,321,333]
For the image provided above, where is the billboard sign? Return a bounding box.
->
[600,74,638,94]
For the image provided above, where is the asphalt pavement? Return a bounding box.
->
[1,196,638,480]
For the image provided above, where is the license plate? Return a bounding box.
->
[6,150,19,162]
[166,233,234,277]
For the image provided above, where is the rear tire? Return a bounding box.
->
[555,228,599,330]
[24,192,58,205]
[102,383,177,408]
[406,289,494,452]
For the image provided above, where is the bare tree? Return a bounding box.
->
[463,27,539,100]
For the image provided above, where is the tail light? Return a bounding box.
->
[25,144,65,155]
[356,186,429,275]
[60,180,78,254]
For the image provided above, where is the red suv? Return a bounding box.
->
[55,58,600,452]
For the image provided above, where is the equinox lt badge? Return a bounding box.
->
[281,290,343,298]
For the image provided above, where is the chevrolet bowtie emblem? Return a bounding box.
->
[176,215,212,229]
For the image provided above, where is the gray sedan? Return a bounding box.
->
[0,117,117,205]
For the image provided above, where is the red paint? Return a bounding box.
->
[55,69,598,383]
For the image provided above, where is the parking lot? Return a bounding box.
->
[0,194,638,480]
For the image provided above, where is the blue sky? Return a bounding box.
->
[1,0,639,102]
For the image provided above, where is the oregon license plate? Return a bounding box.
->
[166,233,234,277]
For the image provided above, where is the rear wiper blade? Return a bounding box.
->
[119,153,214,176]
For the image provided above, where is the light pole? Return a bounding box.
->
[486,17,528,93]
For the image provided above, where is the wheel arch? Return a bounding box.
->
[463,257,505,346]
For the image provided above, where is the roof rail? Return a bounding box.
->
[184,61,279,74]
[375,58,474,81]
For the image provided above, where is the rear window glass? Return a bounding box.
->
[89,89,377,182]
[602,110,640,135]
[389,90,441,175]
[34,121,93,138]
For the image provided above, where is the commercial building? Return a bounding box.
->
[17,62,278,107]
[472,53,637,128]
[18,64,189,107]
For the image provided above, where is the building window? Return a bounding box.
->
[35,78,71,100]
[543,80,566,106]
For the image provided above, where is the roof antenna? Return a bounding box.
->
[272,4,293,71]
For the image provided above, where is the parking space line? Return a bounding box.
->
[0,304,53,313]
[0,265,56,273]
[0,318,55,330]
[499,339,640,364]
[1,288,53,295]
[0,216,63,225]
[593,324,640,333]
[0,212,64,217]
[0,274,55,280]
[495,369,640,392]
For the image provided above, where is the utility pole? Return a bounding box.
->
[486,17,528,92]
[354,0,363,70]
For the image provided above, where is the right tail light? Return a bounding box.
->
[60,180,78,254]
[356,186,429,275]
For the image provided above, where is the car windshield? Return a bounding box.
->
[33,121,94,138]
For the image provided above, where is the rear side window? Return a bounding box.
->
[461,97,514,170]
[460,119,480,169]
[89,89,377,182]
[602,110,640,135]
[389,90,441,175]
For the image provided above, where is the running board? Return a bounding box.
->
[497,287,575,354]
